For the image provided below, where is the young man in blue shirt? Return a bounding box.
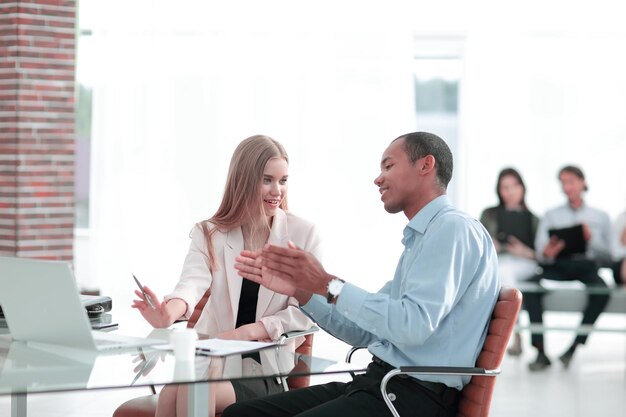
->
[231,132,499,417]
[525,165,612,371]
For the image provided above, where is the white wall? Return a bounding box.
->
[75,1,626,319]
[462,29,626,220]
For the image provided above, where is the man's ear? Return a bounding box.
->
[420,155,436,175]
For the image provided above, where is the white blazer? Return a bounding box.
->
[165,209,319,344]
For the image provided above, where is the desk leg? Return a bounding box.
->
[188,382,209,417]
[11,393,26,417]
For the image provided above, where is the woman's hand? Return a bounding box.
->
[216,322,271,342]
[132,348,166,377]
[131,286,185,328]
[506,236,535,259]
[492,238,502,253]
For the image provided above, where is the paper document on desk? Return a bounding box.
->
[195,339,279,356]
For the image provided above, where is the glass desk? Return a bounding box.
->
[0,333,366,417]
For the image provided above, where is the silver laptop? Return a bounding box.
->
[0,256,162,352]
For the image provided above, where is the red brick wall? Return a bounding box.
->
[0,0,76,261]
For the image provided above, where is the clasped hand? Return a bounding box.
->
[235,241,331,305]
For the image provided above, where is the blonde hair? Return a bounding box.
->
[200,135,289,271]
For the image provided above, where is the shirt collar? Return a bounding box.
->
[566,200,587,212]
[403,195,451,242]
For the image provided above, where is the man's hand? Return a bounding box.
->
[543,235,565,259]
[235,242,332,305]
[235,247,311,304]
[261,241,332,296]
[620,226,626,246]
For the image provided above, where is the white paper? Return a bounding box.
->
[195,339,279,356]
[153,338,279,357]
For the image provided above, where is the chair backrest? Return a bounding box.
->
[457,287,522,417]
[187,288,211,329]
[188,288,314,389]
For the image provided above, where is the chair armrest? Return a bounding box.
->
[345,346,367,363]
[277,326,319,344]
[380,366,500,417]
[393,365,500,377]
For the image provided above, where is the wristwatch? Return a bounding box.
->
[326,277,345,304]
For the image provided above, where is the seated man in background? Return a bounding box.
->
[525,165,612,371]
[229,132,499,417]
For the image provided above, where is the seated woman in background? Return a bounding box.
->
[480,167,539,355]
[611,209,626,285]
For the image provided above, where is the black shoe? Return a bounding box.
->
[559,346,577,369]
[528,352,551,371]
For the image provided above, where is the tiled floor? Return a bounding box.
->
[1,313,624,416]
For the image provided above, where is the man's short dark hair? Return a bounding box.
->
[395,132,453,189]
[559,165,588,191]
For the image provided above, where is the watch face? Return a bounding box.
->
[329,279,344,295]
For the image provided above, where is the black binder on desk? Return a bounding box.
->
[548,224,587,259]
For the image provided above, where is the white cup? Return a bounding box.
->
[173,359,195,380]
[170,328,198,362]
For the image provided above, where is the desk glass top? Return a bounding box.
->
[0,333,364,396]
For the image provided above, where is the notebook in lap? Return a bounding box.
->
[0,256,162,352]
[548,224,587,259]
[496,209,535,248]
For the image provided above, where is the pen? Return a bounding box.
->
[133,273,156,309]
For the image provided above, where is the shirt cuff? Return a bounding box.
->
[334,282,368,320]
[300,294,329,317]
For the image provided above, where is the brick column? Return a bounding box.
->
[0,0,76,261]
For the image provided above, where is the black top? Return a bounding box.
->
[236,279,261,328]
[235,278,261,361]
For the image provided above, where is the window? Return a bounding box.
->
[413,37,464,203]
[74,28,93,229]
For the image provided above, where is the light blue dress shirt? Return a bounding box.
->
[302,195,500,389]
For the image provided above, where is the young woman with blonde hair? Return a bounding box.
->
[132,135,319,416]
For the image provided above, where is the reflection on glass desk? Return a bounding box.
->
[0,333,366,417]
[1,313,118,334]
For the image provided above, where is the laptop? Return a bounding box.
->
[0,256,163,352]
